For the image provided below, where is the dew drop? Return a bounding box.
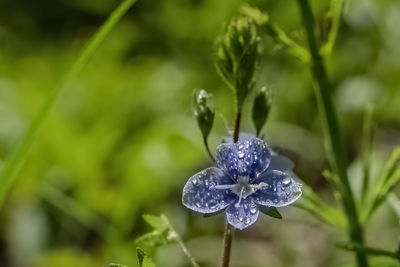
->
[282,178,292,186]
[250,207,257,214]
[192,179,198,185]
[245,217,251,225]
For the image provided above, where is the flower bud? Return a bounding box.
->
[252,86,272,136]
[193,89,215,139]
[216,16,263,110]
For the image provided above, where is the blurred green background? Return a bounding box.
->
[0,0,399,266]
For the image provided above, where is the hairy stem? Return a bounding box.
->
[296,0,368,266]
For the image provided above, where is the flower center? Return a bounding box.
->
[211,176,268,205]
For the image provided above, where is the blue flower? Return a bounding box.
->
[182,136,302,230]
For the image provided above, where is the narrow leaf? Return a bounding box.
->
[142,214,169,233]
[137,248,157,267]
[295,184,346,228]
[361,105,375,203]
[259,206,282,219]
[321,0,345,57]
[203,208,225,218]
[0,0,137,208]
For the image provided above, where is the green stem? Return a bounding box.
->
[0,0,137,208]
[221,109,242,267]
[296,0,368,266]
[203,136,216,162]
[361,105,374,204]
[165,220,200,267]
[337,243,400,261]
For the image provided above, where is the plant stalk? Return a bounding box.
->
[221,110,241,267]
[233,111,242,143]
[203,136,216,162]
[221,221,234,267]
[296,0,368,266]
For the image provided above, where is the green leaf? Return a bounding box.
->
[135,230,168,247]
[320,0,345,57]
[137,248,157,267]
[203,208,225,218]
[142,214,169,233]
[259,206,282,219]
[295,184,346,228]
[252,86,272,137]
[361,105,375,203]
[362,147,400,222]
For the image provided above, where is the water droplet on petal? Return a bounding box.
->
[192,179,198,185]
[282,178,292,186]
[250,207,257,214]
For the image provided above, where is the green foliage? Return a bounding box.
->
[337,243,400,261]
[215,14,262,110]
[320,0,345,57]
[137,248,157,267]
[136,214,171,247]
[240,5,310,63]
[109,264,127,267]
[193,89,215,140]
[295,184,346,228]
[258,206,282,219]
[362,147,400,222]
[361,106,375,204]
[0,0,137,208]
[252,86,272,137]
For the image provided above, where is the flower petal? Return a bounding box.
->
[226,198,259,230]
[268,152,294,171]
[216,137,271,179]
[182,167,237,213]
[252,170,302,207]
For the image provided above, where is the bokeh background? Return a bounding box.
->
[0,0,399,266]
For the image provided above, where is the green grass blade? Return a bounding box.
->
[0,0,137,208]
[321,0,345,57]
[361,105,375,204]
[362,147,400,222]
[295,184,346,228]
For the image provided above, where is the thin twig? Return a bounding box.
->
[233,112,242,143]
[203,136,216,162]
[221,221,234,267]
[337,243,400,260]
[165,217,200,267]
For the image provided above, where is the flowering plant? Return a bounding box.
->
[182,136,302,229]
